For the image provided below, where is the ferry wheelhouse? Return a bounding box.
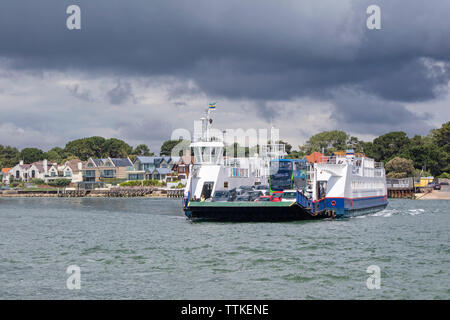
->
[184,108,285,202]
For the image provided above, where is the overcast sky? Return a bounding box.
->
[0,0,449,153]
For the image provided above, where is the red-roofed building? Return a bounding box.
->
[1,168,11,184]
[305,152,327,164]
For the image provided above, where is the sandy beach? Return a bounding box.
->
[416,190,450,200]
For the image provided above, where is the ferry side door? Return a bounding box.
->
[201,181,214,199]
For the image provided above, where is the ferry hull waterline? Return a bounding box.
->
[183,107,388,222]
[184,197,388,222]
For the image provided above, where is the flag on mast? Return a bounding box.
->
[208,102,216,109]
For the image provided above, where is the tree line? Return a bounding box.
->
[284,122,449,178]
[1,122,449,178]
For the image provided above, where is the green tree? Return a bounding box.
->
[365,131,410,162]
[347,136,368,153]
[432,121,450,153]
[285,150,305,159]
[0,145,20,168]
[132,144,154,156]
[102,138,132,158]
[405,142,448,176]
[300,130,349,155]
[160,139,190,156]
[385,157,415,178]
[45,147,65,164]
[47,178,71,187]
[20,148,45,163]
[64,136,106,160]
[275,140,292,154]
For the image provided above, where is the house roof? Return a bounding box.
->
[32,161,52,172]
[92,158,108,167]
[151,168,171,175]
[305,152,327,164]
[136,156,174,164]
[135,156,156,164]
[65,159,82,172]
[13,163,31,170]
[110,158,132,167]
[1,168,10,175]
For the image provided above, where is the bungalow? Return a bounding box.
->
[82,157,133,183]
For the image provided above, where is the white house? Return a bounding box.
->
[9,159,52,182]
[59,159,84,183]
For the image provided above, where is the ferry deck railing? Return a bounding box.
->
[296,191,327,213]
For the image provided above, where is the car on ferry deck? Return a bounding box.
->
[281,190,297,202]
[247,191,263,201]
[255,185,270,195]
[254,195,271,202]
[236,185,254,195]
[211,190,232,202]
[235,194,252,201]
[270,191,283,202]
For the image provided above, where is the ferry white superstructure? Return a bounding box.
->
[184,109,285,200]
[307,151,388,216]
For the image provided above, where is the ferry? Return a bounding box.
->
[183,109,388,221]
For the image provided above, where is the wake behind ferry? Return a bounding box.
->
[183,108,388,221]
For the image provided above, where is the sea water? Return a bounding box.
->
[0,197,448,299]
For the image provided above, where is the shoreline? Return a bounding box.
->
[0,188,184,198]
[2,192,450,200]
[0,193,173,198]
[415,190,450,200]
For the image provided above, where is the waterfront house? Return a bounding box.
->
[149,167,171,181]
[127,156,182,182]
[82,157,133,183]
[59,159,84,183]
[171,155,194,180]
[9,161,31,181]
[9,160,53,182]
[1,168,11,184]
[46,163,59,179]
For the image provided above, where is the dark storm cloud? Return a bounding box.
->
[0,0,449,141]
[332,92,433,136]
[1,0,449,101]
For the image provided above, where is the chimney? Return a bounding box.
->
[43,159,48,174]
[19,160,24,166]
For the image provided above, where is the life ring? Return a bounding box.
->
[331,200,336,206]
